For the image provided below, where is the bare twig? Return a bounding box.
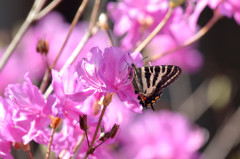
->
[0,0,47,72]
[0,0,62,72]
[40,0,89,92]
[84,93,113,159]
[35,0,62,20]
[89,0,102,30]
[26,149,34,159]
[84,104,108,159]
[43,30,92,98]
[134,7,173,53]
[106,29,114,46]
[43,0,102,98]
[70,134,86,159]
[145,12,222,64]
[45,127,55,159]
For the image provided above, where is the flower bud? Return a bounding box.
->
[103,92,114,106]
[50,116,62,129]
[36,39,49,55]
[79,114,88,131]
[99,124,120,141]
[98,13,109,30]
[109,124,120,139]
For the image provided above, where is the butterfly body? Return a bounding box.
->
[131,64,181,110]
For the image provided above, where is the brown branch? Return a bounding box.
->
[134,7,173,53]
[40,0,89,92]
[145,12,222,64]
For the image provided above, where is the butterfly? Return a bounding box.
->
[131,64,182,110]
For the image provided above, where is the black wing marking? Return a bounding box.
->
[131,65,181,109]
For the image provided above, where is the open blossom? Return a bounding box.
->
[0,97,13,159]
[112,111,206,159]
[77,46,143,113]
[3,73,52,144]
[0,11,111,94]
[51,66,95,121]
[107,0,203,72]
[0,137,12,159]
[107,0,198,50]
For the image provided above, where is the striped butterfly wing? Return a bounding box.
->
[131,64,182,110]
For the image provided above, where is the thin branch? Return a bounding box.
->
[45,127,55,159]
[71,134,86,159]
[26,149,34,159]
[134,7,173,53]
[43,0,102,98]
[84,104,108,159]
[40,0,89,92]
[85,130,90,147]
[145,12,222,64]
[43,30,92,98]
[89,0,102,30]
[0,0,47,72]
[202,107,240,159]
[35,0,62,20]
[106,29,114,46]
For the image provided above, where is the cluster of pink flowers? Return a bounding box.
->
[2,0,239,157]
[107,0,203,72]
[0,44,206,158]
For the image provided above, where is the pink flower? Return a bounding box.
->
[51,66,95,121]
[3,73,52,144]
[0,50,25,94]
[0,97,13,159]
[113,111,206,159]
[78,46,143,112]
[51,119,89,158]
[34,117,97,158]
[107,0,203,72]
[0,11,111,94]
[107,0,198,50]
[0,138,12,159]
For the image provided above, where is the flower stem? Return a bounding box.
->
[106,29,114,46]
[134,7,173,53]
[84,104,108,159]
[70,134,86,159]
[45,127,55,159]
[40,0,89,93]
[145,11,222,64]
[26,149,33,159]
